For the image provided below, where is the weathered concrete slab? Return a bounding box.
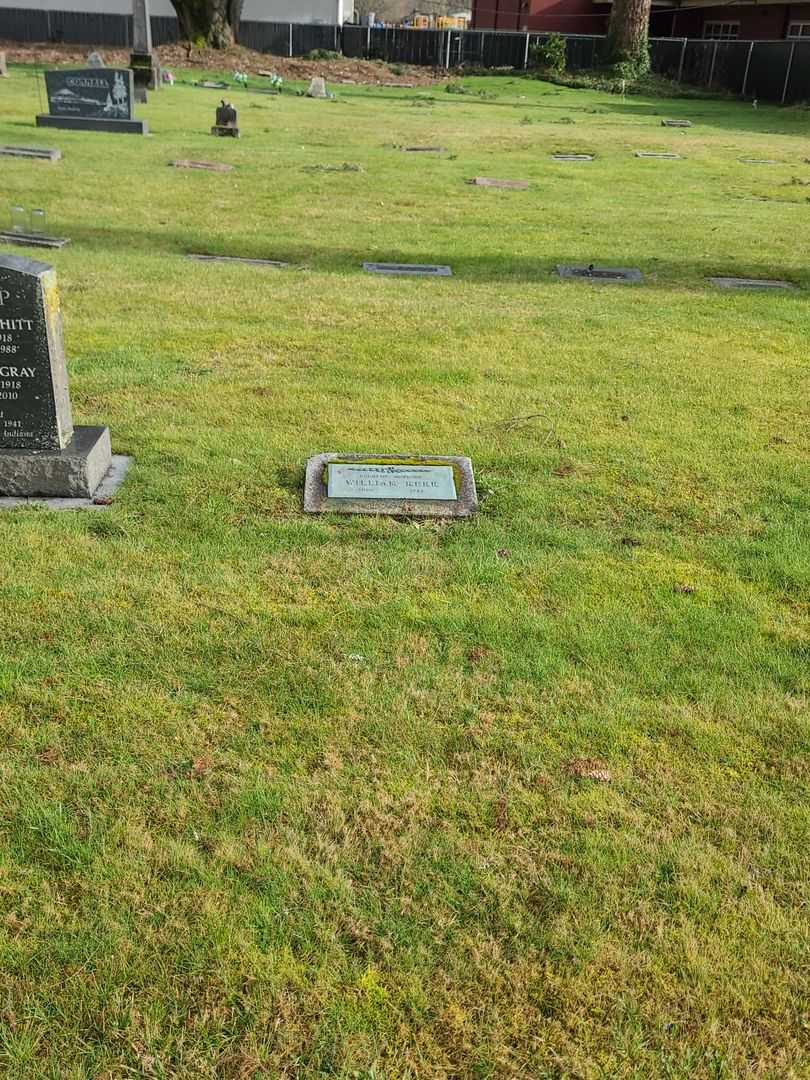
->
[363,262,452,276]
[467,176,529,189]
[187,254,290,268]
[170,159,234,172]
[708,276,796,290]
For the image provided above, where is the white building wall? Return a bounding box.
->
[0,0,350,21]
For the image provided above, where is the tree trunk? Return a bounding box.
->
[170,0,243,48]
[604,0,651,70]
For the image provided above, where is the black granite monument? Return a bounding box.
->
[0,254,113,497]
[212,101,239,138]
[36,68,147,135]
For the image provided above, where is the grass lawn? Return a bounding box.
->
[0,62,809,1077]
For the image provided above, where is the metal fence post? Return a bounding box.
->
[741,40,754,96]
[523,32,530,69]
[288,22,293,57]
[445,29,451,68]
[708,39,718,88]
[677,36,687,82]
[781,40,796,103]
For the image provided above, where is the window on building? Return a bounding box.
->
[787,22,810,36]
[703,21,740,39]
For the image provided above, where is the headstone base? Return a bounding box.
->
[0,425,112,498]
[36,115,148,135]
[211,125,240,138]
[0,231,69,249]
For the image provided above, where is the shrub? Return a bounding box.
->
[529,34,567,75]
[306,48,340,61]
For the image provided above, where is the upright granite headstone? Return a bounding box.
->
[0,52,8,78]
[307,77,329,99]
[86,50,106,67]
[130,0,160,101]
[36,68,147,135]
[211,101,239,137]
[0,254,112,496]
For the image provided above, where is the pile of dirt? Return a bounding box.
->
[0,40,444,86]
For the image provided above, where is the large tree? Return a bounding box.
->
[169,0,244,48]
[604,0,652,72]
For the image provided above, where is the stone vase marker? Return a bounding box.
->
[0,254,114,498]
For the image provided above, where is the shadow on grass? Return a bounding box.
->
[49,223,809,289]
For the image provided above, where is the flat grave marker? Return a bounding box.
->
[0,145,61,161]
[36,68,147,135]
[558,264,642,283]
[467,176,529,189]
[0,252,126,506]
[197,80,229,89]
[708,276,796,291]
[400,145,445,153]
[304,454,478,518]
[552,153,594,161]
[363,262,452,277]
[634,151,681,159]
[0,231,69,249]
[187,254,290,268]
[739,158,778,165]
[170,159,234,172]
[662,119,692,127]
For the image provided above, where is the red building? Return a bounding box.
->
[471,0,810,38]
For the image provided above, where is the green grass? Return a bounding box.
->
[0,64,809,1077]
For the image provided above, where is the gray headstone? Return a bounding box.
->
[0,254,73,450]
[42,68,133,121]
[86,50,106,67]
[304,454,478,518]
[307,77,329,99]
[0,52,7,77]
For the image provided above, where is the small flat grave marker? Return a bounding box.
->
[739,158,778,165]
[304,454,478,518]
[708,276,796,291]
[170,159,234,172]
[662,119,692,127]
[401,145,445,152]
[467,176,529,189]
[558,264,642,283]
[634,150,681,159]
[197,80,229,89]
[363,262,452,277]
[187,254,289,268]
[0,231,69,249]
[0,145,61,161]
[552,153,594,161]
